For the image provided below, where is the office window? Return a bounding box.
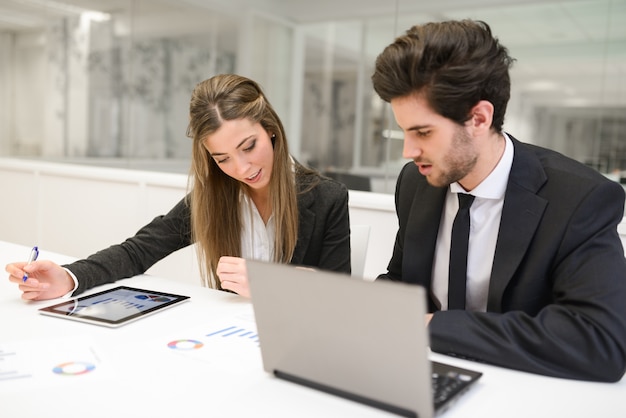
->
[1,0,625,192]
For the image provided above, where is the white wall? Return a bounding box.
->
[0,158,397,285]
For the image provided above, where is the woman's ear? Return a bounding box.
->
[271,133,276,147]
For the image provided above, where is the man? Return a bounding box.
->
[372,19,626,382]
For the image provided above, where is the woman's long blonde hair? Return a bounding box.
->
[187,74,298,289]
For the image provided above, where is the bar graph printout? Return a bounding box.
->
[156,311,263,374]
[0,336,105,391]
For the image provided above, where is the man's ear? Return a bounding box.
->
[467,100,494,135]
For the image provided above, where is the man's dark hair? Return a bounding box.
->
[371,20,515,132]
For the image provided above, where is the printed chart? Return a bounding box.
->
[160,315,263,374]
[0,337,104,391]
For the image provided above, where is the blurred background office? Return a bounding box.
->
[1,0,625,193]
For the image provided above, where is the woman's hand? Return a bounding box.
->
[5,260,74,301]
[216,256,251,298]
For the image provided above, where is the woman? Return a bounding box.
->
[6,74,351,300]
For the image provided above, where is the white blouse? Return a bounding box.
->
[239,192,276,262]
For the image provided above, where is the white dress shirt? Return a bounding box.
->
[239,192,275,262]
[432,133,514,311]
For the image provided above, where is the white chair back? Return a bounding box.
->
[350,224,371,278]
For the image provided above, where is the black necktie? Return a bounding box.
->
[448,193,475,310]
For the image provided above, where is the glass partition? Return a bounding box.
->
[1,0,625,192]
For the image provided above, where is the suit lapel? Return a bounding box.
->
[487,137,548,312]
[403,182,446,291]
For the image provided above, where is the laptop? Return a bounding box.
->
[247,260,482,418]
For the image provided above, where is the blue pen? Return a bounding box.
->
[22,246,39,282]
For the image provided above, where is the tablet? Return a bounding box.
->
[39,286,190,327]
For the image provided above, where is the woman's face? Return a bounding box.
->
[203,118,274,194]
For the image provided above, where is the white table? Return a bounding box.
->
[1,240,624,417]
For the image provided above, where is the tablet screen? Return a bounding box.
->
[39,286,190,327]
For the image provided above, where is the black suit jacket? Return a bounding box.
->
[378,136,626,382]
[67,173,350,295]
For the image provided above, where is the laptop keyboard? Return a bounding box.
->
[431,362,475,410]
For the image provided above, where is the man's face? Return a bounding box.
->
[391,94,478,188]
